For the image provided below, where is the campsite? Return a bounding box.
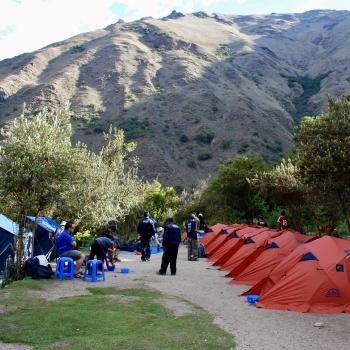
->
[1,3,350,350]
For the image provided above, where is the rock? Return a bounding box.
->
[193,11,209,19]
[163,10,185,20]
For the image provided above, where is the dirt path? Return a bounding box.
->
[17,246,350,350]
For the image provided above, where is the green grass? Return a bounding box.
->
[0,283,235,350]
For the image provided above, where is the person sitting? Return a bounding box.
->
[89,236,116,268]
[56,222,85,278]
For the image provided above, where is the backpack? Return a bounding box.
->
[198,243,207,258]
[24,256,53,279]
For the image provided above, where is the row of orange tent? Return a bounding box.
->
[202,224,350,313]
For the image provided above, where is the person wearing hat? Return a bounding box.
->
[137,211,157,261]
[55,220,66,237]
[186,214,199,261]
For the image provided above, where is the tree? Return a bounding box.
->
[143,181,180,223]
[0,106,77,265]
[0,105,145,279]
[295,95,350,232]
[210,156,269,221]
[251,159,308,231]
[57,127,145,230]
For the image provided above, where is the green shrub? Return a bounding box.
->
[238,143,249,154]
[195,132,215,145]
[220,139,232,150]
[198,152,212,161]
[212,106,219,113]
[187,160,197,168]
[71,45,85,53]
[179,134,189,143]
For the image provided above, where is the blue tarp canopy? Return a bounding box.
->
[26,216,60,233]
[0,214,18,275]
[0,214,19,236]
[26,216,60,257]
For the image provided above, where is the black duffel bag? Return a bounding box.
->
[24,256,53,279]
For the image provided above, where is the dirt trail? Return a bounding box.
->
[4,246,350,350]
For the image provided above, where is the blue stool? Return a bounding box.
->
[55,257,74,280]
[84,260,105,283]
[246,295,260,304]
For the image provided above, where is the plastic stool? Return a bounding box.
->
[55,257,74,280]
[84,260,105,282]
[246,295,260,304]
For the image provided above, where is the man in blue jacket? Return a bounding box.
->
[186,214,199,261]
[137,211,157,261]
[158,218,181,275]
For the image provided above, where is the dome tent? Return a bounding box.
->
[255,236,350,313]
[210,226,270,267]
[232,231,314,286]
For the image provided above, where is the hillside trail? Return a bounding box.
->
[17,246,350,350]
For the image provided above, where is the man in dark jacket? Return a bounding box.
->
[88,236,116,267]
[186,214,199,261]
[158,218,181,275]
[137,211,157,261]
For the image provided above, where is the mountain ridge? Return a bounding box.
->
[0,9,349,188]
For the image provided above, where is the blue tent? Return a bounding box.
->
[0,214,18,275]
[26,216,60,257]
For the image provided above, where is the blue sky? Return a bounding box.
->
[1,0,349,60]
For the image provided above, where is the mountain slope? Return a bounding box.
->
[1,10,349,188]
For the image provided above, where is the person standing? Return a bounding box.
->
[158,218,181,275]
[56,222,85,278]
[137,211,156,261]
[186,214,199,261]
[277,211,289,230]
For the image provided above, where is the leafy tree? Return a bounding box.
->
[210,156,269,221]
[0,106,77,265]
[251,159,307,231]
[143,181,180,223]
[295,95,350,231]
[0,106,145,278]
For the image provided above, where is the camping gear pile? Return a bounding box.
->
[0,214,60,277]
[202,224,350,314]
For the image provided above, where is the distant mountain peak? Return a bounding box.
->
[163,10,185,20]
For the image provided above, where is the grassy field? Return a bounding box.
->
[0,280,235,350]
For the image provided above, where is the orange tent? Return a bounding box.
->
[206,224,247,257]
[223,229,282,276]
[255,236,350,313]
[231,231,314,286]
[200,224,231,247]
[210,226,269,267]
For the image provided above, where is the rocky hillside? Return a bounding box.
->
[0,10,349,189]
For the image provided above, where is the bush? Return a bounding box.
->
[195,132,215,145]
[220,139,232,150]
[179,134,189,143]
[71,45,85,53]
[212,106,218,113]
[238,143,249,154]
[187,160,197,168]
[198,152,212,161]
